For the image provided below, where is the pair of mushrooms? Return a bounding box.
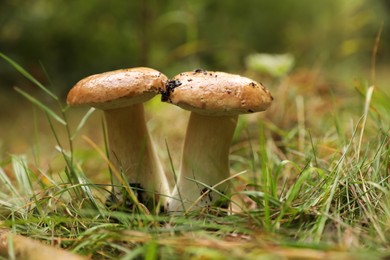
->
[67,67,273,213]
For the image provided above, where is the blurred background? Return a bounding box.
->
[0,0,389,178]
[1,0,388,94]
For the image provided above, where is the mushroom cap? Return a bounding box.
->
[163,69,273,116]
[67,67,168,110]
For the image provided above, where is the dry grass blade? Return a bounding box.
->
[117,230,360,259]
[184,170,247,214]
[0,230,88,260]
[357,85,374,161]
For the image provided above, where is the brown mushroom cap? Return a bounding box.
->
[163,70,273,116]
[67,67,168,110]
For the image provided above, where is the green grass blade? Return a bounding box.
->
[0,52,58,100]
[0,167,20,198]
[73,165,102,213]
[101,117,114,185]
[14,87,66,126]
[11,155,32,197]
[285,167,312,205]
[71,108,96,140]
[240,190,281,207]
[165,139,184,210]
[144,240,158,260]
[259,120,271,229]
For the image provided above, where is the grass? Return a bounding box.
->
[0,53,389,259]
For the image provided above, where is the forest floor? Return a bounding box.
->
[0,63,389,259]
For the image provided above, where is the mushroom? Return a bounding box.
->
[162,69,273,212]
[67,67,170,211]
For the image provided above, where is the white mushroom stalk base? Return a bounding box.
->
[168,113,238,212]
[104,104,170,210]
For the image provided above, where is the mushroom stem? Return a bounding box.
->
[104,103,170,209]
[168,113,238,212]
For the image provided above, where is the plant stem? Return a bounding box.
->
[168,113,237,212]
[104,104,170,206]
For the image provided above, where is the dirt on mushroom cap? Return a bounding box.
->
[162,70,273,116]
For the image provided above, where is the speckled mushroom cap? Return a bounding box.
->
[67,67,168,110]
[162,69,273,116]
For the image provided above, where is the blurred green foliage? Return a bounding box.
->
[0,0,388,95]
